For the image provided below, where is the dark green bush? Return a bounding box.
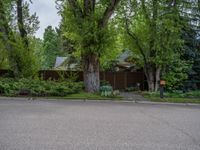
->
[0,78,83,97]
[125,86,138,92]
[100,85,113,97]
[100,80,110,86]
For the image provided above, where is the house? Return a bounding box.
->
[113,50,141,72]
[54,56,81,71]
[54,50,141,72]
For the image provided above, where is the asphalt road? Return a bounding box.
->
[0,99,200,150]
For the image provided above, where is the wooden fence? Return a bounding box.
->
[0,70,146,90]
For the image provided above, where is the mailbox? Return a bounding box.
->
[160,80,166,86]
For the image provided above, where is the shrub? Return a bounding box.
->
[100,85,113,97]
[100,80,110,86]
[125,86,138,92]
[0,78,83,97]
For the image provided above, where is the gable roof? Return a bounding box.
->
[54,57,68,68]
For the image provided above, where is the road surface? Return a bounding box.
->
[0,99,200,150]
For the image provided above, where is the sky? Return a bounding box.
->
[30,0,61,38]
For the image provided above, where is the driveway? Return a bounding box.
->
[0,99,200,150]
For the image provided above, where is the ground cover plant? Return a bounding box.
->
[0,78,83,97]
[141,90,200,103]
[142,90,200,99]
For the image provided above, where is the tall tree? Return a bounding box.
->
[59,0,121,92]
[180,0,200,90]
[0,0,18,71]
[0,0,39,77]
[42,26,61,69]
[17,0,28,47]
[123,0,184,91]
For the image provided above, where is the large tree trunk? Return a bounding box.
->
[67,0,121,93]
[144,64,155,92]
[17,0,29,48]
[147,70,154,92]
[155,67,161,92]
[83,54,100,92]
[145,65,161,92]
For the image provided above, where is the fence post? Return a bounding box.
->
[113,72,116,90]
[125,72,127,89]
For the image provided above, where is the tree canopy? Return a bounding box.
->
[0,0,199,92]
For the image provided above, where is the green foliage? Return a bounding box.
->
[29,37,44,69]
[9,35,39,78]
[143,90,200,99]
[181,18,200,90]
[100,80,110,86]
[163,56,192,90]
[8,0,40,35]
[0,0,40,77]
[0,78,83,97]
[123,0,184,67]
[125,86,138,92]
[100,85,113,97]
[43,26,62,69]
[57,71,78,82]
[0,39,9,69]
[62,1,119,58]
[147,97,200,104]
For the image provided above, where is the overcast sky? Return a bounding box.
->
[30,0,61,38]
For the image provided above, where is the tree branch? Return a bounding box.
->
[17,0,29,48]
[141,0,150,23]
[125,17,148,68]
[68,0,83,18]
[84,0,95,16]
[98,0,121,28]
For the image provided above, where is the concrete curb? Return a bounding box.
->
[0,96,200,106]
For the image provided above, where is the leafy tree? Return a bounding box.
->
[122,0,186,91]
[0,0,18,72]
[29,37,44,69]
[162,55,192,91]
[58,0,121,92]
[0,0,39,77]
[180,0,200,90]
[0,40,9,69]
[42,26,61,69]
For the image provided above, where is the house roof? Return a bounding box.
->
[54,56,82,70]
[54,57,68,68]
[117,50,133,63]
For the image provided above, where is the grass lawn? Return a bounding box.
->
[146,97,200,104]
[0,91,122,100]
[141,90,200,104]
[45,92,123,100]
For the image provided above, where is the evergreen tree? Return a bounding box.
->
[43,26,61,69]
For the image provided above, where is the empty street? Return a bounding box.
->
[0,99,200,150]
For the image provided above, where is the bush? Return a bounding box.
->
[100,85,113,97]
[9,37,39,78]
[0,78,83,97]
[125,86,138,92]
[100,80,110,86]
